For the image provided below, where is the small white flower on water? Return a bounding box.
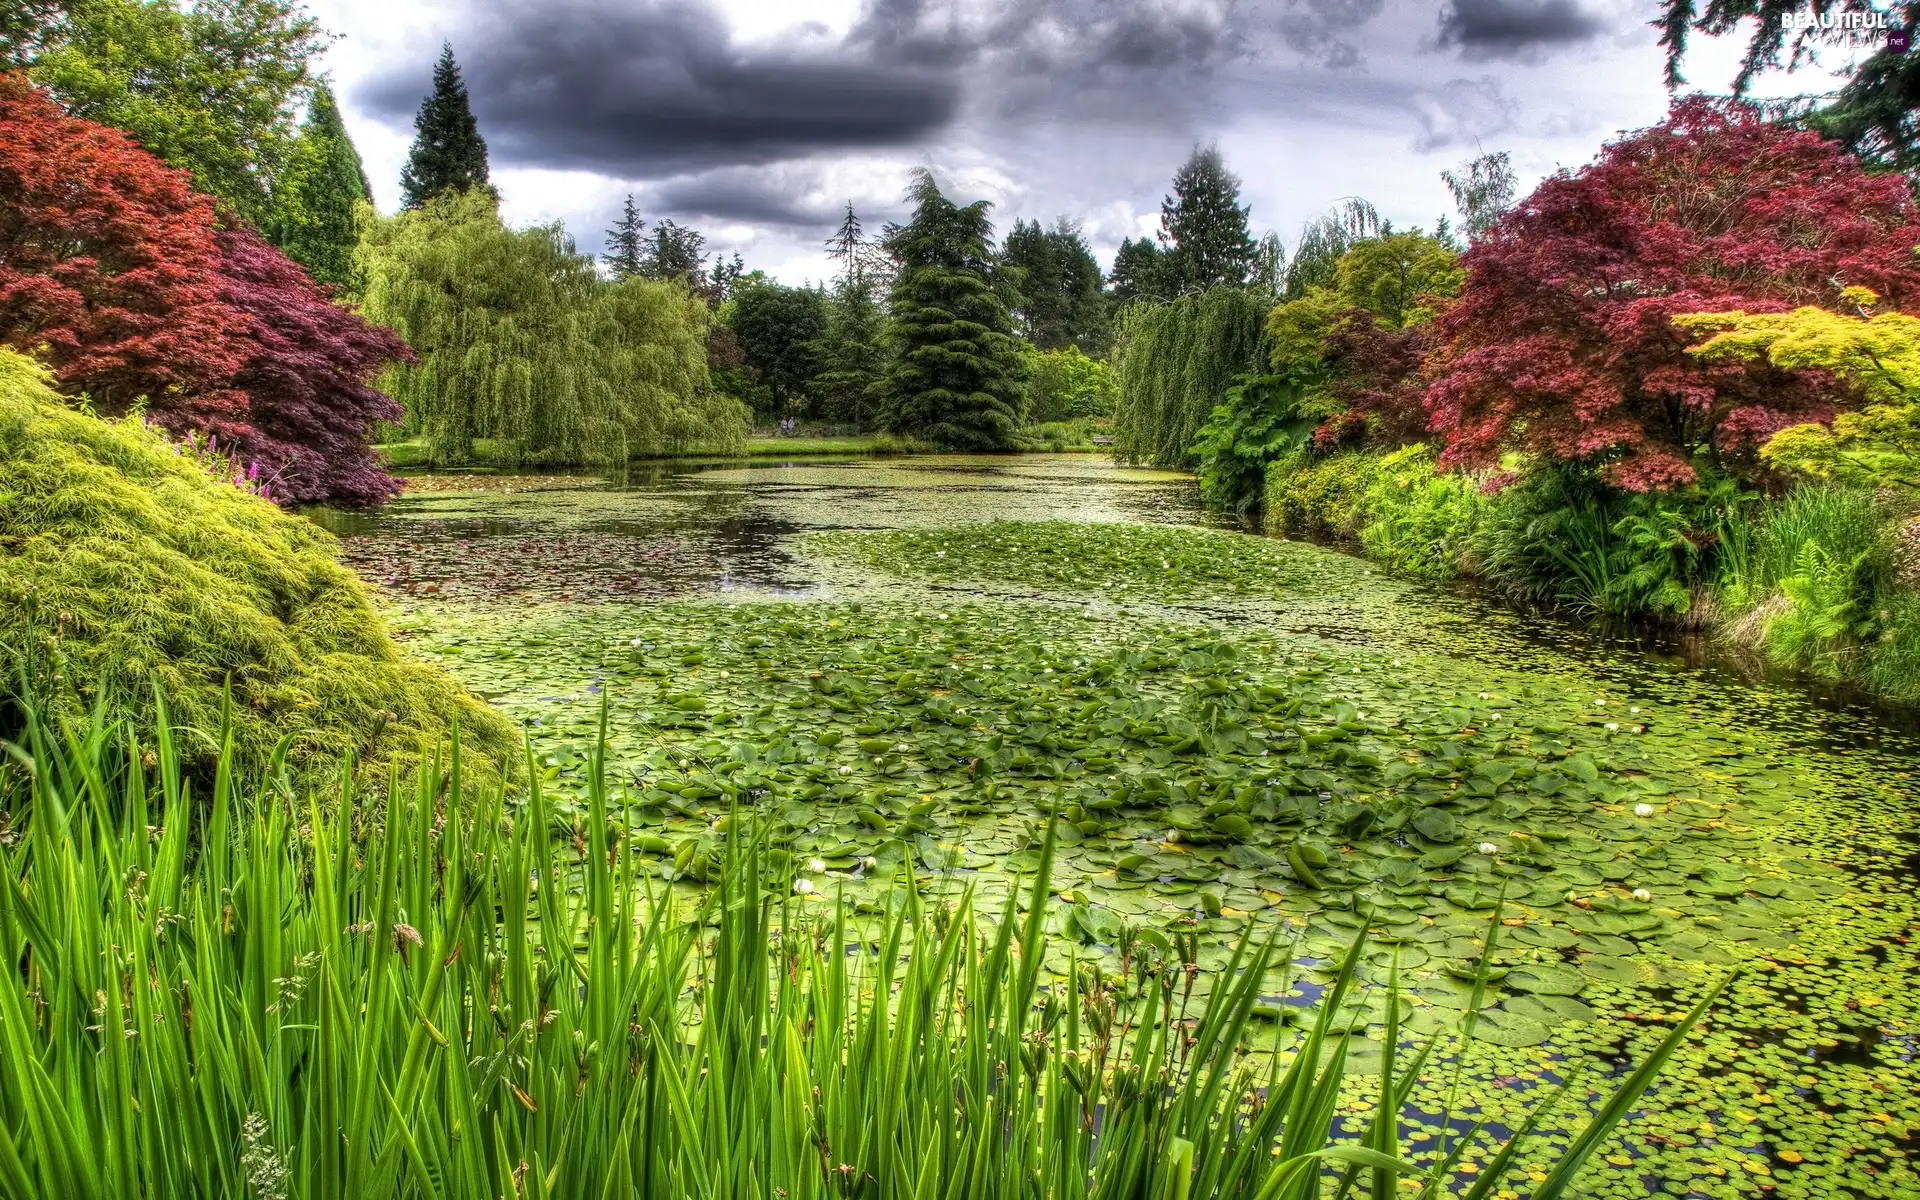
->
[1631,888,1652,902]
[630,637,644,647]
[1629,706,1641,714]
[838,765,853,776]
[1489,712,1502,720]
[1391,659,1402,666]
[1605,723,1620,731]
[895,742,910,752]
[807,857,827,873]
[678,759,690,769]
[1633,803,1655,817]
[1594,698,1606,706]
[1478,691,1491,700]
[793,879,815,895]
[1632,725,1645,734]
[935,550,946,557]
[1477,842,1498,855]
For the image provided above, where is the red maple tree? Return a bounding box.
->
[215,228,407,506]
[0,72,406,505]
[1422,97,1920,490]
[0,72,250,433]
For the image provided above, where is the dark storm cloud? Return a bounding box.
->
[359,0,958,174]
[643,169,861,229]
[1433,0,1603,60]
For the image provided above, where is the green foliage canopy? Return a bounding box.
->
[27,0,324,226]
[1111,287,1268,468]
[728,281,828,418]
[357,192,745,465]
[1003,218,1111,353]
[1680,293,1920,490]
[1025,345,1118,423]
[267,83,371,288]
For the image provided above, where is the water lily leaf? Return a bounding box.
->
[1411,809,1459,843]
[1505,965,1586,996]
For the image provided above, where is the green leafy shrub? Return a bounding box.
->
[0,348,514,772]
[1733,485,1896,674]
[1473,468,1751,619]
[1867,590,1920,702]
[1356,445,1488,580]
[1192,375,1314,514]
[1026,344,1118,422]
[1262,450,1383,536]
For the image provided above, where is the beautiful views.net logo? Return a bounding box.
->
[1783,8,1910,52]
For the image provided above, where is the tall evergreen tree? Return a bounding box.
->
[644,218,707,287]
[269,83,371,289]
[1108,236,1166,306]
[809,278,888,428]
[399,43,490,209]
[604,194,645,280]
[879,169,1027,450]
[1157,145,1257,295]
[1002,217,1111,353]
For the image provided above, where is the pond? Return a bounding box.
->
[316,454,1920,1200]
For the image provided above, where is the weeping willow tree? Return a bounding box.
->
[1111,287,1268,469]
[357,191,747,465]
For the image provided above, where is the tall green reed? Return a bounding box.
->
[0,698,1722,1199]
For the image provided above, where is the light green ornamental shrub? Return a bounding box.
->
[0,348,515,774]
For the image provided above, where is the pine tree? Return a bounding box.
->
[644,219,707,286]
[1108,236,1166,306]
[604,194,645,280]
[1157,145,1257,295]
[1002,217,1110,353]
[399,43,490,209]
[879,169,1027,450]
[269,83,372,289]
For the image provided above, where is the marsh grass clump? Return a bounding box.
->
[0,348,513,773]
[0,701,1720,1200]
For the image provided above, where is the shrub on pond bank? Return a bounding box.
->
[0,348,513,773]
[358,191,748,467]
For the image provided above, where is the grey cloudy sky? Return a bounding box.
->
[305,0,1834,284]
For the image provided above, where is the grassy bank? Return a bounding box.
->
[1260,448,1920,704]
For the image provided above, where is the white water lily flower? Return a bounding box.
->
[935,550,946,557]
[1594,698,1606,706]
[1489,712,1502,721]
[838,765,853,776]
[1633,803,1655,817]
[1477,842,1498,855]
[1605,722,1620,731]
[807,857,827,873]
[1631,888,1652,902]
[895,743,910,752]
[793,879,815,895]
[1629,706,1641,714]
[630,637,645,647]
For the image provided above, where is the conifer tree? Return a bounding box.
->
[644,218,707,287]
[399,43,490,209]
[269,83,372,289]
[1003,217,1110,353]
[879,169,1026,450]
[1108,236,1167,306]
[604,194,645,280]
[1157,145,1257,295]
